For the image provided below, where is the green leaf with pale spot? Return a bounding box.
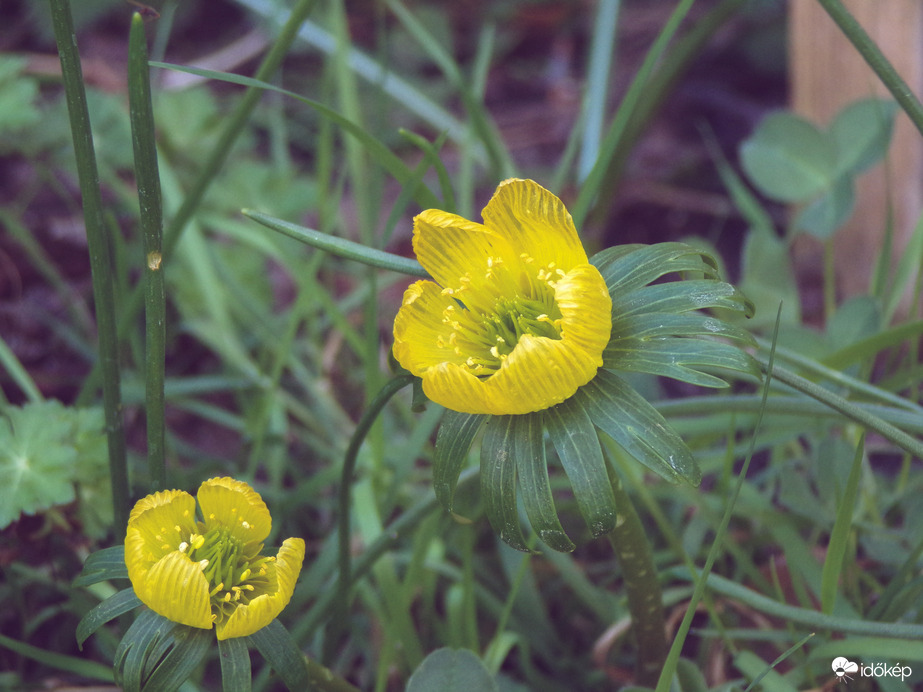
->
[0,401,78,528]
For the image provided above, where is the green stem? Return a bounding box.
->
[76,0,319,404]
[605,459,667,687]
[817,0,923,138]
[331,375,414,655]
[758,358,923,460]
[49,0,129,529]
[128,13,167,491]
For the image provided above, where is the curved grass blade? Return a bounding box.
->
[150,62,440,210]
[544,397,617,538]
[480,415,530,552]
[243,210,428,278]
[0,633,113,682]
[512,413,575,553]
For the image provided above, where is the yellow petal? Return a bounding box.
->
[412,209,517,292]
[481,179,587,271]
[197,477,271,543]
[134,551,213,629]
[216,538,305,640]
[554,263,612,355]
[422,334,600,415]
[125,490,197,586]
[393,280,465,375]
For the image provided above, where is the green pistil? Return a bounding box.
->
[181,526,274,622]
[451,289,563,378]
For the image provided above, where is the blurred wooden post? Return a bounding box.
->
[789,0,923,300]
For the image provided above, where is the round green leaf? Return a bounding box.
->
[740,111,837,202]
[407,648,498,692]
[831,97,898,175]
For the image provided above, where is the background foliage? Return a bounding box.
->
[1,0,922,690]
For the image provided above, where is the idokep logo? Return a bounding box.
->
[831,657,913,684]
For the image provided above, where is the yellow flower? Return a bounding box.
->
[124,477,304,640]
[393,178,612,415]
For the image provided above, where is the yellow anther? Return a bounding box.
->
[191,534,205,550]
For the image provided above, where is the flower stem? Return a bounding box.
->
[49,0,129,529]
[128,12,167,491]
[605,459,667,687]
[330,375,414,658]
[816,0,923,138]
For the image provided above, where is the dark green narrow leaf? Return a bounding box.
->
[820,435,865,614]
[144,626,212,691]
[604,338,761,387]
[77,588,142,648]
[544,398,617,537]
[248,619,310,691]
[615,280,754,320]
[219,636,252,692]
[511,414,575,553]
[578,370,700,486]
[433,410,487,512]
[590,243,721,295]
[73,545,128,587]
[480,416,530,552]
[114,609,177,692]
[128,11,167,491]
[150,61,440,210]
[610,312,755,344]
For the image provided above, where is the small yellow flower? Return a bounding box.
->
[124,477,304,640]
[394,178,612,415]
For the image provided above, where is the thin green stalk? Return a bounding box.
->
[49,0,129,529]
[77,0,318,404]
[128,13,166,491]
[573,0,696,226]
[655,312,781,692]
[605,461,667,687]
[331,375,415,655]
[817,0,923,138]
[292,467,480,642]
[760,358,923,460]
[577,0,745,225]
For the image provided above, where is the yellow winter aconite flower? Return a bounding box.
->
[394,178,612,415]
[124,477,304,640]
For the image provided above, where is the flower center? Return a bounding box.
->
[179,526,274,624]
[439,255,565,378]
